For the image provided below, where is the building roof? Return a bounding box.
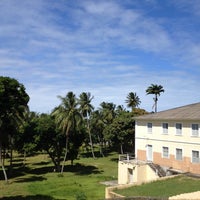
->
[136,102,200,121]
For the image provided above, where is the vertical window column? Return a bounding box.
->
[147,122,152,133]
[162,123,168,134]
[176,148,182,160]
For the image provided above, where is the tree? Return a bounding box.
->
[90,110,105,157]
[0,76,29,182]
[34,114,65,171]
[103,108,148,154]
[104,111,135,154]
[99,102,116,124]
[15,111,39,164]
[51,92,82,174]
[78,92,95,158]
[125,92,141,111]
[146,84,164,113]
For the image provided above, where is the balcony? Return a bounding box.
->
[119,153,147,165]
[119,153,135,163]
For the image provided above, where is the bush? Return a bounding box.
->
[75,191,87,200]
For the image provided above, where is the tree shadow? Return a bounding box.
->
[110,158,119,163]
[0,195,55,200]
[64,163,103,175]
[32,161,51,166]
[0,164,53,181]
[30,166,55,175]
[14,175,47,183]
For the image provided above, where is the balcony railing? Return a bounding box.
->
[119,153,147,165]
[119,153,135,162]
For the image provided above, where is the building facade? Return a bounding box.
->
[136,102,200,174]
[118,102,200,184]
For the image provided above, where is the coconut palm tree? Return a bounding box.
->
[99,102,116,124]
[125,92,141,111]
[90,110,105,157]
[146,84,164,112]
[78,92,95,158]
[52,91,82,174]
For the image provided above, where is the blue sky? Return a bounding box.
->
[1,0,200,113]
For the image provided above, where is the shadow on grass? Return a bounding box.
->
[14,175,47,183]
[64,163,103,175]
[0,165,54,182]
[110,157,119,163]
[30,166,55,175]
[32,161,52,166]
[0,195,55,200]
[80,149,117,158]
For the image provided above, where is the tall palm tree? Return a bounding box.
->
[90,110,105,157]
[78,92,95,158]
[52,92,82,174]
[146,84,164,113]
[99,102,116,124]
[125,92,141,111]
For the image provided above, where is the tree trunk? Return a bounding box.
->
[155,94,158,113]
[23,150,26,167]
[87,119,95,159]
[120,144,123,154]
[0,141,8,182]
[60,136,69,174]
[9,136,13,176]
[98,135,104,157]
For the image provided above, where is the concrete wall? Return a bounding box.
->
[107,174,178,199]
[118,161,159,185]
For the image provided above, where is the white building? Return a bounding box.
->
[118,102,200,184]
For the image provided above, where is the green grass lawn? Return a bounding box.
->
[115,175,200,198]
[0,151,118,200]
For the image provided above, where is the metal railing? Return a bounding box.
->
[119,153,135,162]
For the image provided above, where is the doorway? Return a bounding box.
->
[146,145,153,161]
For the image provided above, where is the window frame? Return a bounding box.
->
[191,124,199,137]
[175,123,182,135]
[192,150,199,163]
[175,148,183,161]
[162,123,168,134]
[162,146,169,158]
[147,122,152,134]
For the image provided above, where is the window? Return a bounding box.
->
[192,151,199,163]
[192,124,199,137]
[147,123,152,133]
[176,148,182,160]
[176,123,182,135]
[162,147,169,158]
[162,123,168,134]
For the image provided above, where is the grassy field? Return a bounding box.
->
[0,151,118,200]
[115,175,200,198]
[1,153,200,200]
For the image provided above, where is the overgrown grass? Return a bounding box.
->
[115,175,200,198]
[0,151,118,200]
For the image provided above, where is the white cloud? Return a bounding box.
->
[0,0,200,113]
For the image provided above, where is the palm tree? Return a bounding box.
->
[146,84,164,112]
[78,92,95,158]
[51,92,82,174]
[99,102,116,124]
[125,92,141,111]
[90,110,105,157]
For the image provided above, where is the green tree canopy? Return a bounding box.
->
[125,92,141,111]
[146,84,164,112]
[78,92,95,158]
[0,76,29,181]
[52,91,82,173]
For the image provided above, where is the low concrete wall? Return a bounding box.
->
[105,175,179,199]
